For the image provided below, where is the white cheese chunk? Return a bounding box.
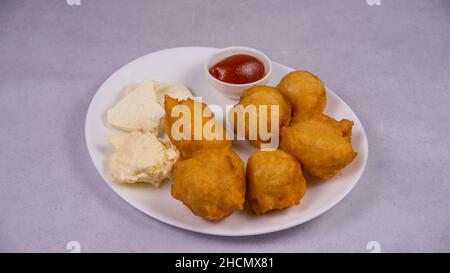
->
[107,80,164,134]
[154,82,193,107]
[107,131,179,187]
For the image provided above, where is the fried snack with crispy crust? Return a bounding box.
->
[230,85,291,148]
[246,149,307,214]
[277,70,326,122]
[280,114,357,179]
[164,96,231,158]
[171,148,246,221]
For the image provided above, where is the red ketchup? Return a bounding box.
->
[209,54,265,84]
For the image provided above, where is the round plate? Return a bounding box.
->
[85,47,368,236]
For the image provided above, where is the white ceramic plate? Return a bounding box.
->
[85,47,368,236]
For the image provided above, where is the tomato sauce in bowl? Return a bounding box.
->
[209,54,265,84]
[205,47,272,99]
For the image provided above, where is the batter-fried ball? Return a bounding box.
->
[171,148,246,221]
[229,85,291,148]
[164,96,231,158]
[280,114,357,179]
[246,150,307,214]
[277,70,326,122]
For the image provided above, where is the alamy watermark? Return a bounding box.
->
[66,0,81,6]
[66,241,81,253]
[366,241,382,253]
[366,0,382,6]
[167,97,280,150]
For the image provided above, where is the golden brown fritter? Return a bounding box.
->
[246,149,307,214]
[277,70,326,122]
[171,148,246,221]
[280,114,357,179]
[229,85,291,148]
[164,96,231,158]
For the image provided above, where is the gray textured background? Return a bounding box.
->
[1,0,449,252]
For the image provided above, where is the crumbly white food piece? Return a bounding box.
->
[107,80,164,134]
[154,82,193,107]
[107,131,179,187]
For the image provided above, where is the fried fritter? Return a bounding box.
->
[229,85,291,148]
[164,96,231,158]
[277,70,326,122]
[171,148,246,221]
[246,149,307,214]
[280,114,357,179]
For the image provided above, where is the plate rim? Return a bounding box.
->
[85,46,369,236]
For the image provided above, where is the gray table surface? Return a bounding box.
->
[1,0,449,253]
